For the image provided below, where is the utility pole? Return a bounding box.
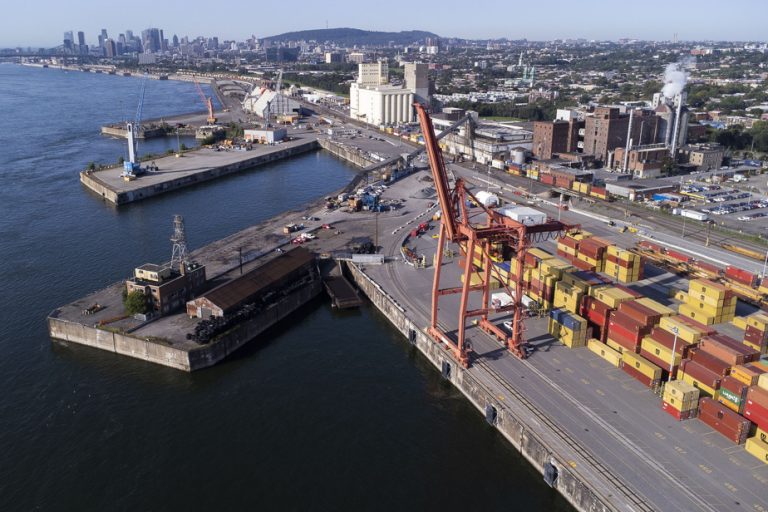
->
[682,215,686,238]
[374,210,379,251]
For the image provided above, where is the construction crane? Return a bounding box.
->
[414,103,573,367]
[122,74,148,178]
[193,78,217,125]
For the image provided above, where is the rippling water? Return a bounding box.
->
[0,63,570,511]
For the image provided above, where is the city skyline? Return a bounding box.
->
[1,0,766,47]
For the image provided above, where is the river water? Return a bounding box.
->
[0,63,571,511]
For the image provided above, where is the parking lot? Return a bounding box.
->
[675,178,768,233]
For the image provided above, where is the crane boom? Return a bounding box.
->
[193,78,217,125]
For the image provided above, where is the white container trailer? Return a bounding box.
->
[491,292,514,308]
[496,206,547,226]
[680,209,708,221]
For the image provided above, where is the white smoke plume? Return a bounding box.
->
[661,57,694,99]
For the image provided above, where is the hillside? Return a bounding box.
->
[264,27,439,46]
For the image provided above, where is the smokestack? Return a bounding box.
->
[623,109,634,173]
[670,97,683,157]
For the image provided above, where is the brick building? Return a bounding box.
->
[583,107,659,164]
[532,119,584,159]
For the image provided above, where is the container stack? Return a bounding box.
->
[604,246,643,283]
[556,235,578,260]
[698,397,751,444]
[717,376,749,414]
[576,237,609,272]
[548,309,588,348]
[677,358,722,398]
[582,296,614,342]
[621,350,662,388]
[662,380,700,420]
[744,313,768,355]
[639,327,693,380]
[744,383,768,431]
[745,429,768,465]
[553,281,583,314]
[587,338,621,367]
[605,300,661,354]
[678,279,736,325]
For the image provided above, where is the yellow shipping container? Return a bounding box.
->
[678,371,717,398]
[663,380,700,405]
[640,336,683,367]
[557,243,577,257]
[659,316,703,343]
[622,351,662,381]
[606,337,625,354]
[678,303,717,325]
[606,245,621,258]
[759,373,768,391]
[587,339,622,367]
[635,297,675,317]
[756,427,768,445]
[731,365,762,387]
[527,247,554,263]
[460,273,484,286]
[540,258,573,279]
[674,291,689,302]
[689,279,728,300]
[570,230,592,241]
[576,253,600,267]
[717,394,741,414]
[747,313,768,331]
[745,437,768,465]
[684,299,726,318]
[592,286,635,309]
[663,393,699,412]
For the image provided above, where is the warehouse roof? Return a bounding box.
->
[197,247,314,314]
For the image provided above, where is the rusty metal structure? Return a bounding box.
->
[414,103,572,367]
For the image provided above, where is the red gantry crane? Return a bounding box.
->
[194,78,217,125]
[414,103,574,367]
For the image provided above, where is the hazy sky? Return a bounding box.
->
[1,0,765,47]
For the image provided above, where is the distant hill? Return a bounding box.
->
[265,27,439,46]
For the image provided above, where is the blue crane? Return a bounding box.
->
[123,74,148,177]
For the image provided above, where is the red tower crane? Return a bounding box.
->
[414,103,574,367]
[193,79,217,125]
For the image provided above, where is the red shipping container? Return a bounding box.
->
[619,300,662,328]
[605,253,619,265]
[699,398,751,443]
[638,240,663,253]
[572,259,595,272]
[679,359,722,390]
[662,401,695,421]
[699,336,759,366]
[744,393,768,430]
[666,250,692,263]
[608,320,645,346]
[649,327,695,358]
[621,362,657,388]
[609,332,640,352]
[689,349,731,377]
[540,174,554,185]
[747,385,768,408]
[725,266,757,287]
[745,324,768,344]
[558,236,578,249]
[698,410,750,444]
[609,310,650,335]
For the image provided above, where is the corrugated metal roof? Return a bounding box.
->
[198,247,313,313]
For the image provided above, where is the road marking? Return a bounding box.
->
[595,389,605,396]
[728,456,742,467]
[698,464,713,474]
[498,395,505,401]
[724,482,738,493]
[568,460,577,468]
[580,378,590,385]
[674,446,686,455]
[654,431,666,440]
[564,367,574,374]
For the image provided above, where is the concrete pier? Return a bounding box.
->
[80,132,319,205]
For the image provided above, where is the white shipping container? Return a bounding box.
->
[491,292,514,308]
[680,209,708,221]
[475,190,500,207]
[496,206,547,226]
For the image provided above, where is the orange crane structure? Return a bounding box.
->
[414,103,573,367]
[193,79,217,125]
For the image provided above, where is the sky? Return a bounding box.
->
[1,0,765,47]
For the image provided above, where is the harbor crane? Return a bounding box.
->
[122,74,148,178]
[193,78,217,125]
[414,103,573,367]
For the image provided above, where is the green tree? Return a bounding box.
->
[124,290,148,315]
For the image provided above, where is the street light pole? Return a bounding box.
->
[682,215,686,238]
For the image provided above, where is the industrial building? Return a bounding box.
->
[583,107,659,164]
[532,117,584,160]
[678,143,725,172]
[244,128,287,144]
[612,144,669,178]
[242,89,302,120]
[349,60,429,126]
[126,262,207,315]
[186,247,315,319]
